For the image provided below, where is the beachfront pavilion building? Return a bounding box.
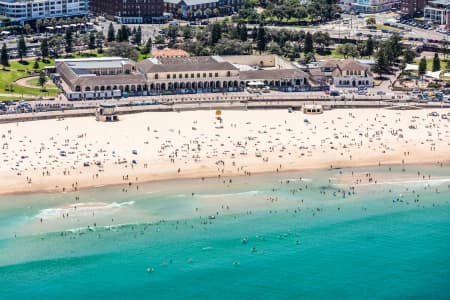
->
[137,56,242,94]
[307,59,374,88]
[138,55,310,94]
[55,55,311,100]
[55,57,148,100]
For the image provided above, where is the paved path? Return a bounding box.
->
[14,76,57,89]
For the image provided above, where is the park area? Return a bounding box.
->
[0,59,59,100]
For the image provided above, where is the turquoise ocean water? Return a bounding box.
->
[1,165,450,299]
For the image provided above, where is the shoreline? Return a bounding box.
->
[1,156,448,197]
[1,108,449,197]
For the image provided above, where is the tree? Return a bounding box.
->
[312,31,330,52]
[213,38,251,55]
[33,59,39,69]
[36,19,42,34]
[211,23,222,45]
[365,36,374,57]
[40,38,49,60]
[116,25,129,42]
[88,31,96,50]
[105,42,138,61]
[1,43,9,69]
[402,47,416,64]
[256,23,267,54]
[267,41,282,55]
[418,56,427,78]
[38,71,47,90]
[141,37,152,54]
[238,22,248,42]
[65,28,73,53]
[133,26,142,45]
[366,16,376,26]
[251,26,257,40]
[24,23,32,35]
[303,32,313,55]
[182,26,192,39]
[372,48,388,78]
[440,39,448,59]
[107,23,115,42]
[304,52,316,63]
[49,35,63,58]
[17,35,27,62]
[432,52,440,71]
[336,43,359,58]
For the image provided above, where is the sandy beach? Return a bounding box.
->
[0,108,449,195]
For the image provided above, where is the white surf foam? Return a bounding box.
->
[35,200,135,220]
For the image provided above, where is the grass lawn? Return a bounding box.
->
[264,16,313,23]
[137,51,152,61]
[25,77,58,90]
[414,58,447,71]
[9,59,55,72]
[0,60,59,97]
[373,24,403,32]
[329,49,345,58]
[63,51,105,60]
[0,96,35,101]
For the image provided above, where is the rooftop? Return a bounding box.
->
[56,57,133,70]
[239,69,308,81]
[137,56,238,73]
[152,48,189,58]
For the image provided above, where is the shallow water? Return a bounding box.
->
[1,165,450,299]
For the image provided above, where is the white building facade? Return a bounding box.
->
[424,0,450,27]
[0,0,89,24]
[352,0,400,13]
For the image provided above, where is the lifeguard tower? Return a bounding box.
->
[96,103,119,122]
[302,104,323,115]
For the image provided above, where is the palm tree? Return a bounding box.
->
[36,19,42,34]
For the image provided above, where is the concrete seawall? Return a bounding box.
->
[1,100,449,124]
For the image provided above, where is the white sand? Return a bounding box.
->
[0,108,449,195]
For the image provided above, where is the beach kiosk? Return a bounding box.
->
[96,103,119,122]
[302,104,323,115]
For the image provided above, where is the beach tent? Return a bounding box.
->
[404,64,418,71]
[247,81,265,87]
[425,71,441,80]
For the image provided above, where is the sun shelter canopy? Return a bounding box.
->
[404,64,419,71]
[425,71,441,80]
[247,81,265,87]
